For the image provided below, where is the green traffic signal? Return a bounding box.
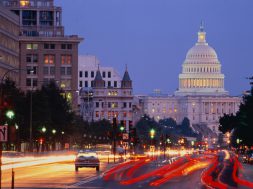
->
[6,110,15,119]
[150,128,155,139]
[120,126,124,131]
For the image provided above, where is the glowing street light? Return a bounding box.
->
[6,110,15,119]
[42,127,46,133]
[52,129,56,134]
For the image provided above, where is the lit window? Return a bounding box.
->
[61,55,72,64]
[20,1,30,7]
[44,55,55,64]
[26,44,38,50]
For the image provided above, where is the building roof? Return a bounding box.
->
[122,70,131,81]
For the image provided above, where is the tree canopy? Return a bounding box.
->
[219,79,253,146]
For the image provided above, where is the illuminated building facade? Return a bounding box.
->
[80,66,134,131]
[1,0,83,109]
[141,25,241,134]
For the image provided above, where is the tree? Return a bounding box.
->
[219,77,253,146]
[135,115,162,146]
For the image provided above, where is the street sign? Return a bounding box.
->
[0,125,8,142]
[122,133,129,140]
[150,145,155,152]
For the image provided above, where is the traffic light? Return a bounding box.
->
[120,120,125,132]
[150,129,155,139]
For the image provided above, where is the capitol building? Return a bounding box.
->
[141,25,241,135]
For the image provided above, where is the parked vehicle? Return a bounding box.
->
[75,151,100,171]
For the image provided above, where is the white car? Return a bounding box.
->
[75,151,100,171]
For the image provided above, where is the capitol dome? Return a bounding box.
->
[175,24,228,96]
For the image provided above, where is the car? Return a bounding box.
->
[75,151,100,172]
[242,150,253,164]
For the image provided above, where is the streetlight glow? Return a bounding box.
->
[42,127,46,133]
[6,110,15,119]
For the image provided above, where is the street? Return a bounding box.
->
[2,158,105,189]
[2,151,253,189]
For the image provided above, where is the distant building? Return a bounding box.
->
[0,4,19,82]
[80,66,134,131]
[139,25,241,135]
[1,0,83,109]
[78,55,122,89]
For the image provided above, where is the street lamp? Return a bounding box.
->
[5,110,15,119]
[52,129,56,134]
[29,69,34,152]
[42,127,46,133]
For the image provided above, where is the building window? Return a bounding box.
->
[102,71,106,78]
[108,81,111,87]
[26,78,38,87]
[67,44,72,49]
[61,44,72,49]
[26,43,38,50]
[43,67,49,75]
[22,10,37,26]
[67,67,72,75]
[129,102,132,108]
[27,66,37,74]
[44,55,55,64]
[114,81,117,88]
[50,67,55,75]
[79,71,83,78]
[61,55,72,64]
[85,81,88,87]
[44,43,55,49]
[108,102,111,108]
[79,81,83,87]
[96,102,99,108]
[123,102,127,108]
[39,11,53,26]
[26,54,38,63]
[85,71,88,78]
[60,67,65,75]
[95,111,99,118]
[108,71,111,78]
[91,71,94,78]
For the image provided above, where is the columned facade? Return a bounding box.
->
[140,25,241,136]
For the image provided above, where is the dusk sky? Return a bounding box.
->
[55,0,253,95]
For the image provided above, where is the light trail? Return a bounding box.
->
[232,157,253,188]
[201,157,228,189]
[2,155,76,170]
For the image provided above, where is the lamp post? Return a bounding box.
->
[29,70,34,152]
